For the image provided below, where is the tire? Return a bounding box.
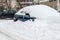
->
[14,17,18,22]
[32,19,34,21]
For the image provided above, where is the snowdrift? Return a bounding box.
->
[0,5,60,40]
[16,5,60,19]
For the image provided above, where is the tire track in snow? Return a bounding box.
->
[0,30,17,40]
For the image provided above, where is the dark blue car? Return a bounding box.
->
[0,10,16,19]
[14,13,36,22]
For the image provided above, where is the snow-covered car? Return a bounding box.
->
[15,5,60,22]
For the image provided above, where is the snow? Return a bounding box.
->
[0,5,60,40]
[16,5,59,19]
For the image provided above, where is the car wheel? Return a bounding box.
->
[14,17,18,22]
[32,19,34,21]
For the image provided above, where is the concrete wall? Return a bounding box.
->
[57,0,60,12]
[36,0,49,1]
[10,0,17,10]
[40,1,57,9]
[34,0,49,3]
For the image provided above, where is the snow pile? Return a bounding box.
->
[0,5,60,40]
[16,5,60,19]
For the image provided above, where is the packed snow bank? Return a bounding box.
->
[0,5,60,40]
[0,20,48,40]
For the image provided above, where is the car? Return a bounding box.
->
[14,12,36,22]
[0,10,16,19]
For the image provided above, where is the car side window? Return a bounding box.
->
[20,11,25,13]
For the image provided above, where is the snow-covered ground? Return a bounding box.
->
[0,5,60,40]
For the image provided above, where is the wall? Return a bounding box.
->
[40,0,57,9]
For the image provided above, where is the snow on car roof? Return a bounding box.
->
[16,5,60,19]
